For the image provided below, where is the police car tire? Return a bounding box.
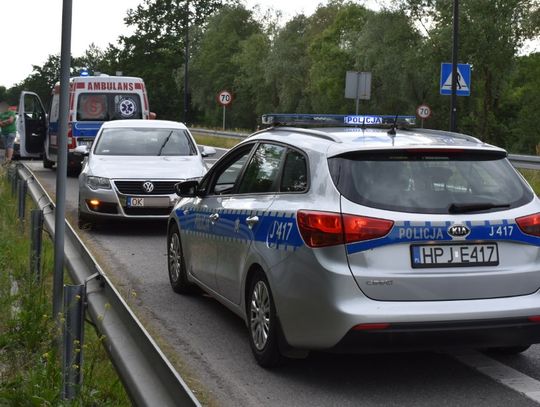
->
[488,345,531,355]
[167,224,197,295]
[247,271,284,368]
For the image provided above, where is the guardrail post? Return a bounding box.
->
[62,284,85,400]
[10,166,18,196]
[30,209,44,281]
[17,178,27,220]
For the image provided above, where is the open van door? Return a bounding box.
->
[17,92,47,158]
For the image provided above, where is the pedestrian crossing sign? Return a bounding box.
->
[440,63,471,96]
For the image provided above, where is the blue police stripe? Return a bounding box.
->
[346,220,540,255]
[176,207,304,252]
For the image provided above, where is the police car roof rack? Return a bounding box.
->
[411,127,483,145]
[261,113,417,129]
[269,127,342,143]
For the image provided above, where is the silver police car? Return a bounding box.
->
[78,119,214,228]
[167,114,540,367]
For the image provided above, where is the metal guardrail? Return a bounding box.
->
[190,127,247,139]
[15,163,200,407]
[190,128,540,170]
[508,154,540,170]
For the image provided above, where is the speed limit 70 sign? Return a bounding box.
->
[217,90,233,106]
[416,104,432,119]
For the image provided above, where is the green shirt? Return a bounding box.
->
[0,111,16,135]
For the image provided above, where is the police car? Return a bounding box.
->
[167,114,540,367]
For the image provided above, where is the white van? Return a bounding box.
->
[18,74,151,174]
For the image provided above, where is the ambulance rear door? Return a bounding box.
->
[17,91,47,157]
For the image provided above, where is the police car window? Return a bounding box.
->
[329,150,533,214]
[93,128,196,156]
[280,149,307,192]
[212,147,253,195]
[237,143,285,194]
[77,93,142,121]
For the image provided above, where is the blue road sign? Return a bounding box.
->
[440,63,471,96]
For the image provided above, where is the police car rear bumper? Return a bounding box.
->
[331,317,540,353]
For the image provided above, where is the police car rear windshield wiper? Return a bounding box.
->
[448,202,510,214]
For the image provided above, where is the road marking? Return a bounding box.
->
[452,350,540,404]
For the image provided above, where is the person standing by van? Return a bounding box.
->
[0,101,16,166]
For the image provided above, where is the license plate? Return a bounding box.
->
[77,140,93,146]
[126,196,169,208]
[127,197,144,207]
[411,243,499,268]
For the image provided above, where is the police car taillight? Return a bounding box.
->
[343,214,394,243]
[516,213,540,237]
[297,211,393,248]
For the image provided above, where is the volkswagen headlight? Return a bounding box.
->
[87,176,111,190]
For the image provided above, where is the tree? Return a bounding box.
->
[190,4,263,128]
[500,53,540,154]
[399,0,540,147]
[117,0,231,120]
[265,15,312,113]
[308,2,371,113]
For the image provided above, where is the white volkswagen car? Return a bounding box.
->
[78,119,214,228]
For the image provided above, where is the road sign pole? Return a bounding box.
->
[222,106,226,130]
[53,0,72,321]
[450,0,459,132]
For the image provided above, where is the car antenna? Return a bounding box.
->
[361,116,366,130]
[387,114,398,136]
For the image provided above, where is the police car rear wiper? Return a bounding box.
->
[158,131,174,156]
[448,202,510,214]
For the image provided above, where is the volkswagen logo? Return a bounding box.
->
[448,224,470,238]
[142,181,155,194]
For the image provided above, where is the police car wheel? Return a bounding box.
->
[247,271,283,368]
[167,224,197,294]
[487,345,531,355]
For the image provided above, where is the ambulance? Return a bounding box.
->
[17,74,151,174]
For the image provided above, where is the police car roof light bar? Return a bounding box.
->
[262,113,416,128]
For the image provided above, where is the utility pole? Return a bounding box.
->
[53,0,72,319]
[450,0,459,132]
[183,2,190,124]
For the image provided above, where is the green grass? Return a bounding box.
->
[0,169,130,405]
[192,132,243,149]
[520,169,540,195]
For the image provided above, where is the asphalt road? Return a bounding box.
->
[24,157,540,407]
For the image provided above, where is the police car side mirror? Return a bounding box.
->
[175,180,200,197]
[200,145,216,157]
[73,145,89,156]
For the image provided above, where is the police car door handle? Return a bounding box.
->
[209,213,219,222]
[246,215,259,229]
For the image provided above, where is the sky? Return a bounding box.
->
[2,0,535,89]
[1,0,387,88]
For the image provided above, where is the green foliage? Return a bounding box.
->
[520,169,540,195]
[190,4,263,127]
[2,0,540,153]
[0,173,129,405]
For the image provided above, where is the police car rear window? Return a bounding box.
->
[328,150,533,214]
[77,93,142,121]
